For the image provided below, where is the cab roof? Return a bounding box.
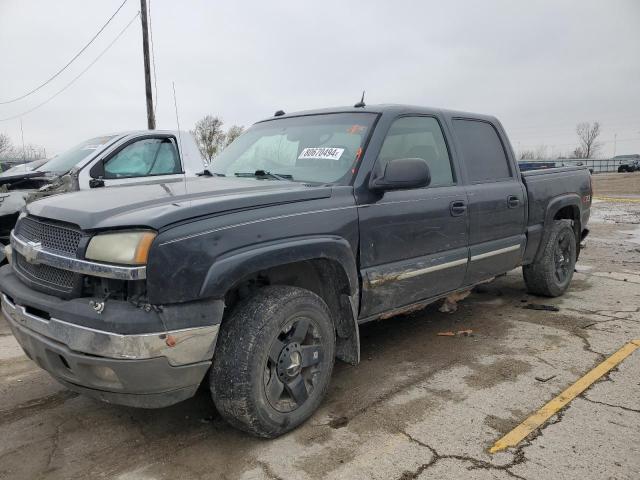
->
[257,104,499,124]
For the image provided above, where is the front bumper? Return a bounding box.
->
[0,266,223,408]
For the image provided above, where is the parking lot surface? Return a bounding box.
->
[1,173,639,480]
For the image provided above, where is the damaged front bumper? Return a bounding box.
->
[0,266,223,408]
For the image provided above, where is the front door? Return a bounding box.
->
[97,136,185,188]
[358,115,469,318]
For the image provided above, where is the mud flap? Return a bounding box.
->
[334,293,360,365]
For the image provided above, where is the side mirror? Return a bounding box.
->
[370,158,431,191]
[89,177,104,188]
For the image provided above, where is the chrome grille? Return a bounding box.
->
[16,216,83,255]
[15,253,76,293]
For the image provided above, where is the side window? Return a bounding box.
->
[378,116,454,187]
[104,138,181,179]
[452,119,511,183]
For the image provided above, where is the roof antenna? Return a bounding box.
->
[354,91,366,108]
[172,81,188,192]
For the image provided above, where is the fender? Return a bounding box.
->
[533,193,582,262]
[199,235,359,298]
[200,235,361,364]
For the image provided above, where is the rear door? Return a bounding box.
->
[357,115,469,318]
[451,118,526,285]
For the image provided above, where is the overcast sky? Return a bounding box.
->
[1,0,639,158]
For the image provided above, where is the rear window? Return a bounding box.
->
[452,119,511,183]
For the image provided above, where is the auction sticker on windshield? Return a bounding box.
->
[298,147,344,161]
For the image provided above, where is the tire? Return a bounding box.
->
[210,286,335,438]
[523,220,577,297]
[618,166,628,173]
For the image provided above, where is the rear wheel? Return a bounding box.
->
[210,286,335,438]
[523,220,577,297]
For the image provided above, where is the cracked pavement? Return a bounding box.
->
[0,173,639,480]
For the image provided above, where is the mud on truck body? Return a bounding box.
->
[0,105,591,437]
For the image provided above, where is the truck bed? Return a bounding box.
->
[521,165,591,262]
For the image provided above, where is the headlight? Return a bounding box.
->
[85,231,156,265]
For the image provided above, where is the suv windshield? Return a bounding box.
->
[38,136,116,174]
[210,113,376,184]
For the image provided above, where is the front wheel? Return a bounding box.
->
[210,286,335,438]
[523,220,577,297]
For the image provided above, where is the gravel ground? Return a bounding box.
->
[0,173,639,480]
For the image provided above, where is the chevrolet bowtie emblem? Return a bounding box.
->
[23,241,42,264]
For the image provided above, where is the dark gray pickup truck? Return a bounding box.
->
[0,105,591,437]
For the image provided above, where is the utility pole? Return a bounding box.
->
[140,0,155,129]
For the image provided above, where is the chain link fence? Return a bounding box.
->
[520,158,638,174]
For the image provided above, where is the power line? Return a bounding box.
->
[0,12,141,122]
[0,0,129,105]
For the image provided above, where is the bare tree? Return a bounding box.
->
[519,144,549,160]
[225,125,244,147]
[534,144,549,159]
[0,133,12,158]
[519,150,535,160]
[193,115,226,162]
[575,122,601,159]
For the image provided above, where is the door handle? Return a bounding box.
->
[507,195,520,208]
[450,200,467,216]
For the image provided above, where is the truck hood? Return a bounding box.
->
[0,171,56,189]
[26,176,333,230]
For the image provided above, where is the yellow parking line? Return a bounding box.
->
[594,196,640,203]
[489,339,640,453]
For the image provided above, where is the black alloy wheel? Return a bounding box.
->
[554,230,573,284]
[264,316,324,413]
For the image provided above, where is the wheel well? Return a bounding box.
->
[223,259,359,365]
[554,205,580,230]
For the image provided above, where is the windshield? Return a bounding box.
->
[38,135,116,174]
[210,113,376,184]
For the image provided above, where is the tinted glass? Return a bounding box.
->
[104,138,181,178]
[452,120,511,182]
[378,116,454,187]
[210,113,376,184]
[38,136,115,174]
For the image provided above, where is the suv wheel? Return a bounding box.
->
[523,220,577,297]
[210,286,335,438]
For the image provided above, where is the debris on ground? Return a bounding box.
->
[329,416,349,429]
[439,290,472,313]
[522,304,560,312]
[437,329,474,337]
[535,374,557,383]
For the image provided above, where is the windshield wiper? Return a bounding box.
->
[197,169,225,177]
[235,170,293,181]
